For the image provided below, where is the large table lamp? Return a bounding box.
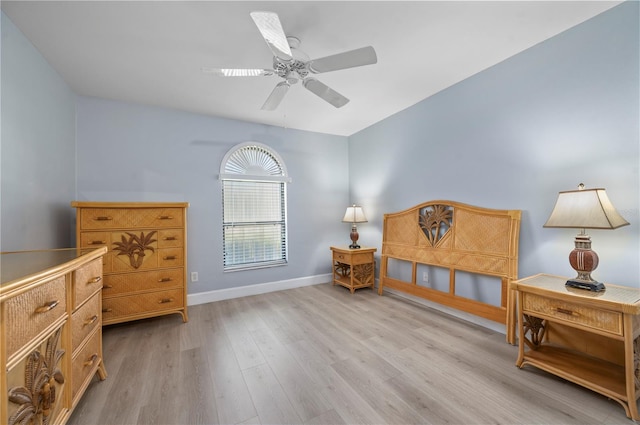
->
[342,205,367,249]
[543,183,629,291]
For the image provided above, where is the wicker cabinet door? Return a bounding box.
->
[6,326,68,425]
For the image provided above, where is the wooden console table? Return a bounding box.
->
[512,273,640,420]
[330,246,376,293]
[1,247,108,425]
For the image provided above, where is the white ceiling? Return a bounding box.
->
[2,1,622,136]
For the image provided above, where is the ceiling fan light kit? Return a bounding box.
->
[204,11,377,111]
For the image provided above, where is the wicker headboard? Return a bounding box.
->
[378,200,521,343]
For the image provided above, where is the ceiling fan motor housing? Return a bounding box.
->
[273,36,310,84]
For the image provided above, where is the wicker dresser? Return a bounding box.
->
[71,202,189,325]
[1,247,108,425]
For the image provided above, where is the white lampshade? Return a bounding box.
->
[342,205,367,223]
[544,186,629,229]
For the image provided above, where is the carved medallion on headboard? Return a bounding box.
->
[418,204,453,246]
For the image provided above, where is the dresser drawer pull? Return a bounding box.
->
[163,236,177,241]
[556,307,575,316]
[103,284,113,289]
[84,315,99,326]
[89,240,106,245]
[163,255,177,260]
[94,216,113,221]
[158,277,173,283]
[158,215,174,220]
[102,308,113,313]
[88,276,102,284]
[159,298,174,304]
[337,254,344,259]
[35,300,59,313]
[84,354,99,367]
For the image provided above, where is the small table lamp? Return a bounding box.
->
[342,205,367,249]
[543,183,629,291]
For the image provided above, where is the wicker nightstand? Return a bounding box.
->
[330,246,376,293]
[513,273,640,421]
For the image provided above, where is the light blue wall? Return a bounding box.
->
[3,2,638,296]
[349,1,639,287]
[1,12,77,251]
[75,96,349,293]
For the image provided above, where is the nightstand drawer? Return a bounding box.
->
[522,292,623,336]
[333,251,373,264]
[333,252,350,263]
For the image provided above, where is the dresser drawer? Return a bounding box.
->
[79,231,111,248]
[79,208,184,230]
[73,258,103,308]
[158,248,184,268]
[102,288,184,321]
[4,275,67,358]
[71,329,102,403]
[102,268,184,297]
[71,293,101,352]
[158,229,184,248]
[522,292,623,336]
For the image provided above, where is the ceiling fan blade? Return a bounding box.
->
[250,11,292,61]
[302,78,349,108]
[201,67,274,77]
[262,81,290,110]
[308,46,377,74]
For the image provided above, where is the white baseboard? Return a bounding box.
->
[187,273,332,306]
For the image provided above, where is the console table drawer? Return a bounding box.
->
[73,257,103,308]
[71,329,102,402]
[5,275,67,358]
[523,292,623,336]
[71,293,101,352]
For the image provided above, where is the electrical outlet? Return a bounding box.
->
[191,272,199,282]
[422,271,429,283]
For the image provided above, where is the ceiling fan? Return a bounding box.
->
[202,11,377,110]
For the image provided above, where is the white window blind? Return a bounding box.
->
[220,143,289,271]
[223,180,287,269]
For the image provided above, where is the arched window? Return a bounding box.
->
[220,142,291,271]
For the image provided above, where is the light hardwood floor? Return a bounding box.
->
[68,283,634,424]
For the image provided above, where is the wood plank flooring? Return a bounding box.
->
[68,283,634,424]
